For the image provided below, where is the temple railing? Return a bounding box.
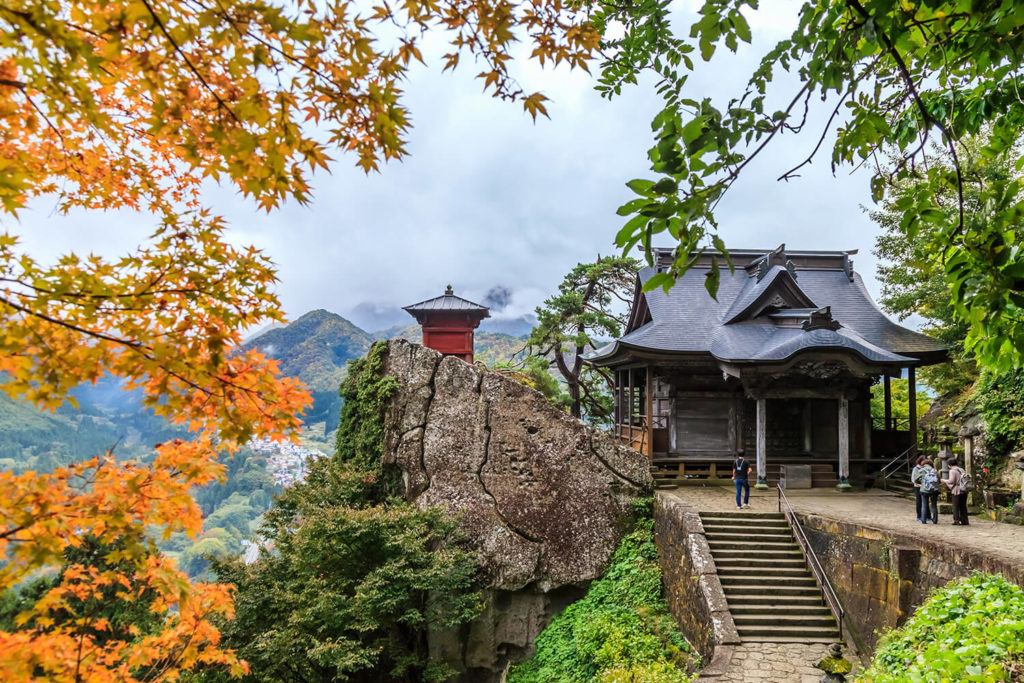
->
[777,485,846,641]
[613,422,648,455]
[877,444,915,488]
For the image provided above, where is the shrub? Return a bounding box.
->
[508,512,696,683]
[858,573,1024,682]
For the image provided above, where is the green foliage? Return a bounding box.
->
[595,0,1024,371]
[527,256,639,422]
[977,369,1024,460]
[508,513,695,683]
[205,455,481,683]
[335,342,400,469]
[869,379,931,423]
[858,573,1024,682]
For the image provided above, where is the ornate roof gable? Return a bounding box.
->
[723,265,817,324]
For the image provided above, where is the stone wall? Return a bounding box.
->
[797,512,1024,652]
[654,492,738,676]
[378,340,653,680]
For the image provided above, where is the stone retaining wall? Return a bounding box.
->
[654,492,739,676]
[796,512,1024,652]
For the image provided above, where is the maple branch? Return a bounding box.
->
[0,78,25,89]
[138,0,241,123]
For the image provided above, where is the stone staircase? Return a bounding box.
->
[878,468,915,496]
[701,511,841,643]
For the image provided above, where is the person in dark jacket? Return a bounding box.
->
[910,455,927,522]
[732,449,751,509]
[914,460,941,524]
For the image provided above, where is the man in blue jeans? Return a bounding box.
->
[733,449,751,509]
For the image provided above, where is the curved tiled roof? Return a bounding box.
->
[586,249,945,366]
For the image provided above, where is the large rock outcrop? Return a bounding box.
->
[378,340,652,677]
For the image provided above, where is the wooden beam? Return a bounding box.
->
[908,367,917,458]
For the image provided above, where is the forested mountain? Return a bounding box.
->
[0,308,529,577]
[244,309,374,431]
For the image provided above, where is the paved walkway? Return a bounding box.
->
[698,642,831,683]
[666,485,1024,568]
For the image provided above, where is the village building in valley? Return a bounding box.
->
[586,245,947,489]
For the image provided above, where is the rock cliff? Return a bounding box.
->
[377,340,652,678]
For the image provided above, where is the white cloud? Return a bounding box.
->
[8,1,897,331]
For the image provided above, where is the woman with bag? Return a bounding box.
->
[941,458,971,526]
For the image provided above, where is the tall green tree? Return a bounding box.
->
[204,346,481,683]
[868,139,1018,397]
[593,0,1024,372]
[528,257,639,422]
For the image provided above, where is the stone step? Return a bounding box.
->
[721,582,821,595]
[719,577,819,590]
[730,604,832,616]
[701,514,789,525]
[727,593,826,605]
[700,524,786,532]
[708,552,802,565]
[732,613,837,628]
[715,566,812,577]
[737,625,841,641]
[703,526,793,537]
[705,532,794,543]
[706,540,799,551]
[715,557,808,569]
[702,511,785,520]
[739,632,841,644]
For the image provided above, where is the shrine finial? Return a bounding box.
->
[445,284,454,295]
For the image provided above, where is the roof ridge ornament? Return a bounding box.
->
[843,253,855,282]
[445,284,454,295]
[785,259,798,280]
[754,243,787,282]
[802,306,842,332]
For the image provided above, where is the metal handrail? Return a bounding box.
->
[777,485,845,641]
[877,444,915,484]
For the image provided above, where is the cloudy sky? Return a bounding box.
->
[14,1,896,334]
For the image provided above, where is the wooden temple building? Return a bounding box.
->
[585,246,946,488]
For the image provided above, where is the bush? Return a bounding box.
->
[978,369,1024,461]
[858,573,1024,682]
[508,513,696,683]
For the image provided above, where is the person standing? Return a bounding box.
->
[910,455,927,522]
[942,457,970,526]
[915,460,941,523]
[733,449,751,510]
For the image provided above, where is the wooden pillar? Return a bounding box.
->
[802,400,813,453]
[614,370,621,428]
[908,366,918,458]
[645,366,654,458]
[837,394,852,490]
[755,398,768,489]
[883,374,892,431]
[622,368,630,428]
[863,406,873,459]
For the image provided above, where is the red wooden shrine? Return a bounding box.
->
[403,286,490,363]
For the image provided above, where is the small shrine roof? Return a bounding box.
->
[403,286,490,317]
